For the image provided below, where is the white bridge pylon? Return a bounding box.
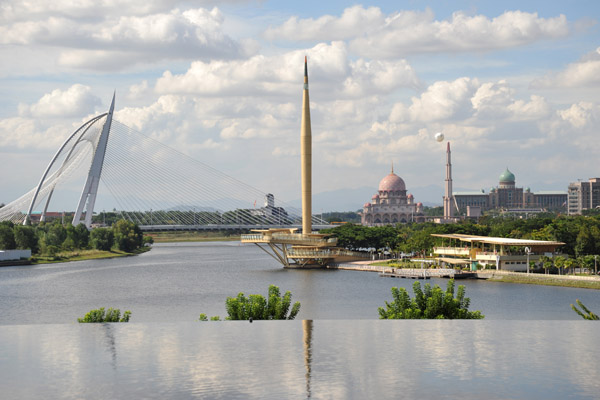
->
[72,93,114,228]
[17,94,114,228]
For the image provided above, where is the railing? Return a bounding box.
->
[288,249,368,259]
[433,247,470,256]
[241,233,338,246]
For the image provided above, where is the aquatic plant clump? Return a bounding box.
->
[78,307,131,323]
[200,284,301,321]
[379,279,484,319]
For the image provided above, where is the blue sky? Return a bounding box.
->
[1,0,600,210]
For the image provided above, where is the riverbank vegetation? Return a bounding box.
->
[379,279,484,319]
[484,274,600,289]
[321,213,600,270]
[0,219,151,264]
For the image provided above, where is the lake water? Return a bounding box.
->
[2,242,600,399]
[1,321,599,399]
[1,241,599,323]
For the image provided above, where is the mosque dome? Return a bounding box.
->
[364,203,371,208]
[407,193,414,199]
[379,172,406,192]
[499,168,515,183]
[372,194,379,200]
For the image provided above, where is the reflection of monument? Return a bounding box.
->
[303,320,313,398]
[360,165,424,225]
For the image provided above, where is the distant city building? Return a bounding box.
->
[250,193,288,222]
[360,167,424,226]
[453,168,567,213]
[568,178,600,215]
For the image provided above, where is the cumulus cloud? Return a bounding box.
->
[264,6,569,58]
[531,47,600,89]
[389,78,552,125]
[264,5,383,41]
[0,5,251,70]
[390,78,480,122]
[18,84,101,118]
[156,42,419,98]
[558,102,599,128]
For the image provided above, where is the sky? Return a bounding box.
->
[1,0,600,211]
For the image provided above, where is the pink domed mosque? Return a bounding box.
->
[360,166,424,226]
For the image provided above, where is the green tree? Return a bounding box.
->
[78,307,131,323]
[202,285,301,321]
[143,235,154,246]
[66,223,90,249]
[379,279,484,319]
[13,225,39,253]
[0,221,16,249]
[45,222,67,247]
[90,227,114,251]
[112,219,143,252]
[554,255,566,275]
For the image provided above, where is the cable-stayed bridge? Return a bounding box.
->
[0,95,330,231]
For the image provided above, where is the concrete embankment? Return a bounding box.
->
[329,262,600,289]
[329,261,384,272]
[476,270,600,289]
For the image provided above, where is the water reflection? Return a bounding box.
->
[303,319,313,398]
[2,321,598,399]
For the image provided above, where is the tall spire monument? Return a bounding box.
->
[240,57,369,267]
[301,56,312,234]
[443,142,454,219]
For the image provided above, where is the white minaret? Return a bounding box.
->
[443,141,454,219]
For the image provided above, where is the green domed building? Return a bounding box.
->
[453,168,567,214]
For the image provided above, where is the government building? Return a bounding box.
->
[454,168,567,214]
[360,167,424,226]
[568,178,600,215]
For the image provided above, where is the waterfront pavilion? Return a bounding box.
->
[431,233,565,272]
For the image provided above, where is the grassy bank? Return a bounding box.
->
[483,274,600,290]
[31,247,150,264]
[149,231,240,243]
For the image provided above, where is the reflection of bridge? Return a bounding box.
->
[0,94,329,230]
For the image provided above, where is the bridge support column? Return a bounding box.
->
[73,93,115,228]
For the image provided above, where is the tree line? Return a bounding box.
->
[0,219,150,256]
[321,212,600,260]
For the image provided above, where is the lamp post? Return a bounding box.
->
[525,247,531,275]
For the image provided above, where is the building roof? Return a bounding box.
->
[431,233,565,247]
[378,172,406,192]
[499,168,515,183]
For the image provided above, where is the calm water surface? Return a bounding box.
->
[1,241,599,323]
[1,321,599,399]
[2,242,600,399]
